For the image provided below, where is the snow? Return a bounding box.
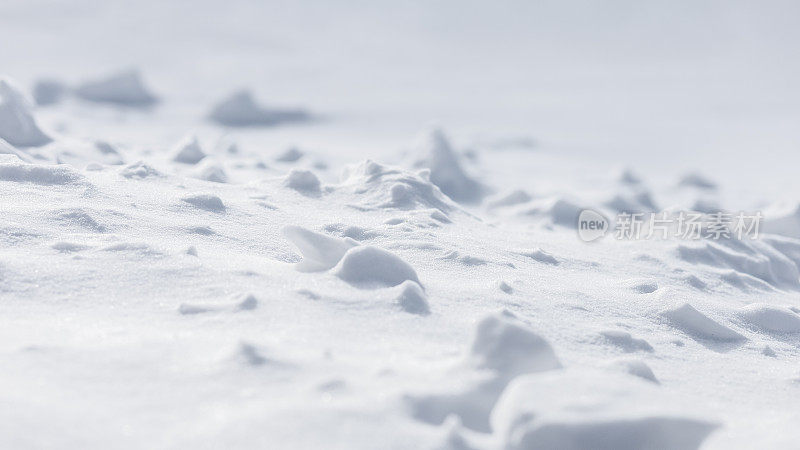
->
[181,193,226,212]
[32,79,66,106]
[414,128,485,204]
[171,134,207,164]
[0,159,83,185]
[282,225,357,272]
[661,303,746,342]
[208,90,311,127]
[737,303,800,333]
[332,245,420,288]
[395,280,430,315]
[282,168,321,194]
[73,69,158,106]
[491,370,716,450]
[0,78,51,147]
[469,311,561,377]
[2,1,800,448]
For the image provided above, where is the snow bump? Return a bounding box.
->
[0,77,51,147]
[333,246,420,288]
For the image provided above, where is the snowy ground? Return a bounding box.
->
[2,1,800,449]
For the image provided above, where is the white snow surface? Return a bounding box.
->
[2,1,800,449]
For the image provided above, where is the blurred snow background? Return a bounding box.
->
[3,0,800,198]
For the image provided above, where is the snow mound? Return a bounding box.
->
[622,279,659,294]
[0,139,32,162]
[236,342,270,367]
[119,161,162,179]
[599,330,654,353]
[282,225,357,272]
[470,311,561,378]
[283,169,321,194]
[235,293,259,311]
[737,303,800,333]
[515,248,559,265]
[0,160,83,185]
[661,303,745,342]
[74,69,158,106]
[193,159,228,183]
[178,303,215,315]
[604,190,658,214]
[486,189,532,209]
[0,77,51,147]
[53,208,108,232]
[491,370,717,450]
[395,280,430,315]
[32,79,66,106]
[413,128,485,203]
[275,147,303,162]
[678,172,717,190]
[171,135,207,164]
[762,202,800,239]
[93,140,125,165]
[339,160,457,214]
[407,311,559,432]
[609,358,659,383]
[676,240,799,289]
[618,168,642,185]
[181,194,226,213]
[333,245,420,288]
[523,197,585,228]
[498,280,514,294]
[208,90,311,127]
